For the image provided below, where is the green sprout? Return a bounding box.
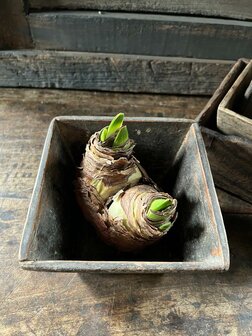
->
[113,126,128,148]
[146,211,163,222]
[100,127,108,142]
[147,198,173,231]
[100,113,125,142]
[159,222,172,231]
[107,113,124,138]
[150,198,172,212]
[99,113,129,149]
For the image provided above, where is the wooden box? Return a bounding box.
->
[19,116,229,273]
[217,60,252,142]
[198,59,252,204]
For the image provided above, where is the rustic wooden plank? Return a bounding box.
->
[0,91,252,335]
[28,12,252,60]
[29,0,252,21]
[0,50,233,94]
[202,127,252,205]
[0,0,33,49]
[216,188,252,214]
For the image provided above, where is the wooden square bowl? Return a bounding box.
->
[19,117,229,273]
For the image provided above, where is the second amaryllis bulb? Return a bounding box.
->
[107,185,178,251]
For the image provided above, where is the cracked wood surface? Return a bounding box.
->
[0,51,233,95]
[0,89,251,335]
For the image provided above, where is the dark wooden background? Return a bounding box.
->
[0,0,252,94]
[0,1,252,335]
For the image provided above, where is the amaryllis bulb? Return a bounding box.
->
[108,187,177,235]
[77,113,178,252]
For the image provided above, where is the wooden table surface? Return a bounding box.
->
[0,89,251,336]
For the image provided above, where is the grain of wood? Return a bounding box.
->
[0,89,251,335]
[217,61,252,142]
[0,50,233,95]
[217,107,252,142]
[0,88,208,119]
[28,12,252,60]
[29,0,252,21]
[202,127,252,205]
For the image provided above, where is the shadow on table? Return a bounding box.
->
[79,212,252,286]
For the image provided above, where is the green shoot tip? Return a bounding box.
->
[106,113,124,139]
[113,126,128,148]
[149,198,172,212]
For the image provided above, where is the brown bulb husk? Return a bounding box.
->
[80,131,142,201]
